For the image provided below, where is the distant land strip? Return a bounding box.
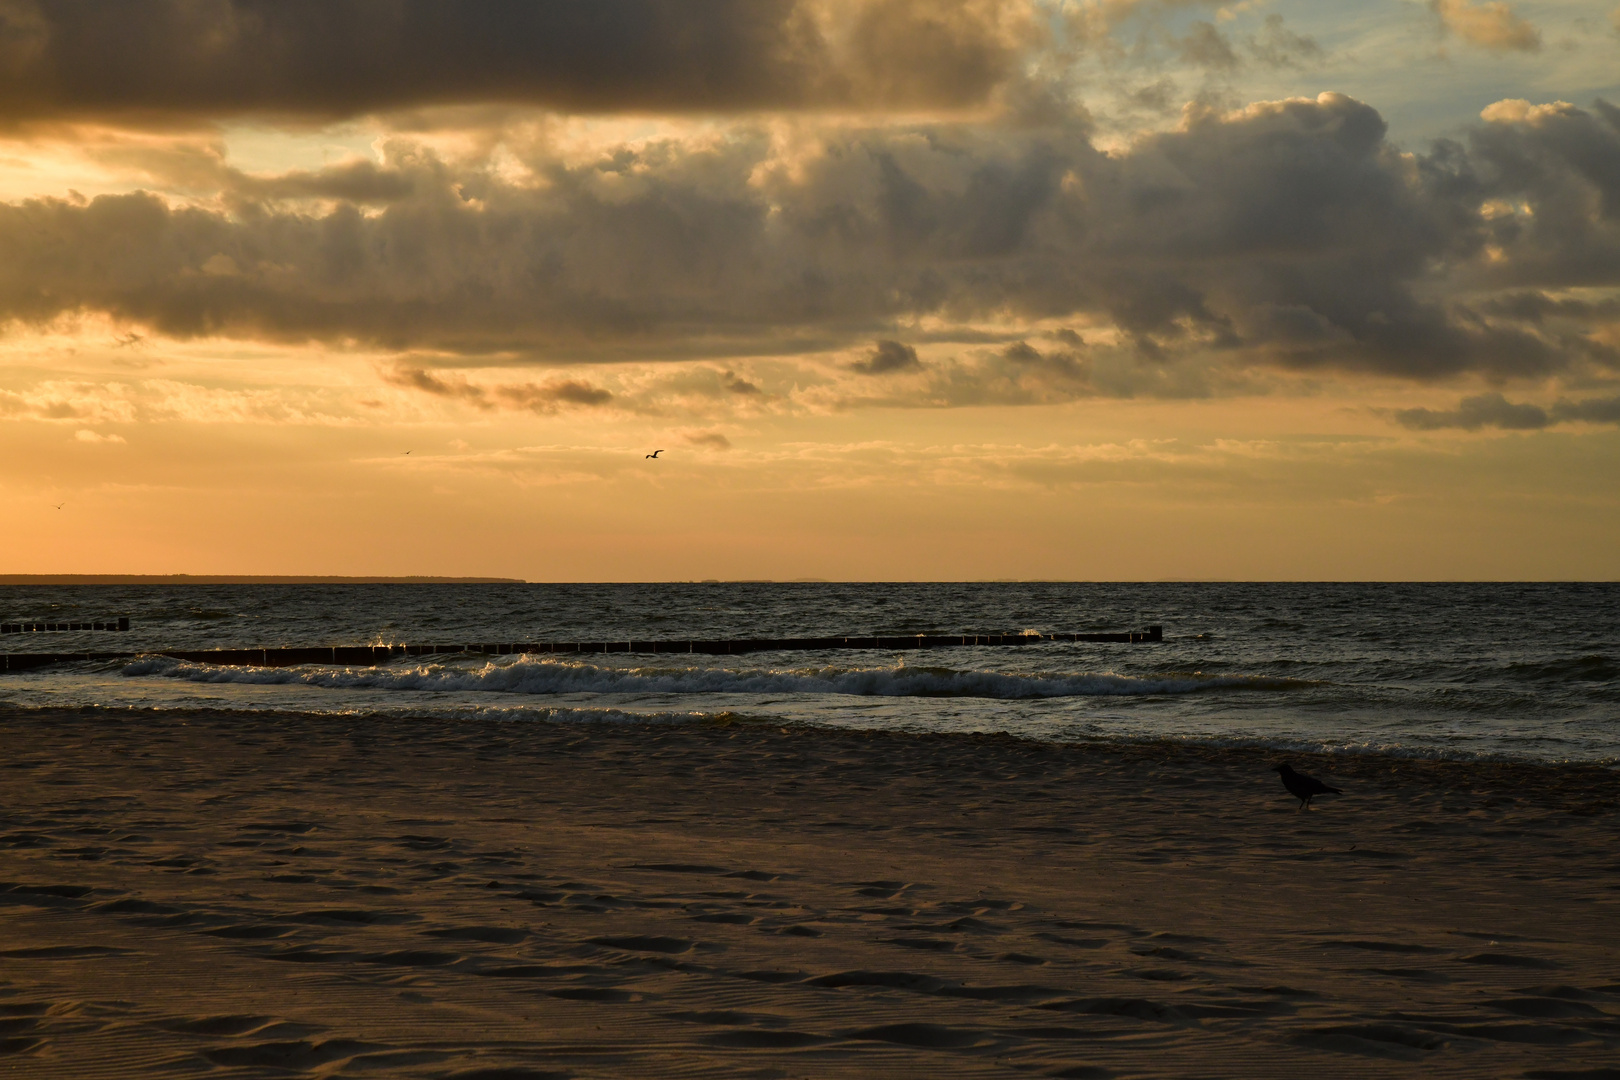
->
[0,575,525,585]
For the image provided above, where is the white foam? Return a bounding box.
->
[120,654,1313,700]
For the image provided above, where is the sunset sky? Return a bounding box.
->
[2,0,1617,580]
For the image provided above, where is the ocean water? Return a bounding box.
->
[1,582,1616,764]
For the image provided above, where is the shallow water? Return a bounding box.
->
[2,582,1616,763]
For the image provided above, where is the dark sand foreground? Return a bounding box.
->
[2,708,1617,1079]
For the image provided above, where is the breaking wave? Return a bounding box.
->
[120,654,1316,699]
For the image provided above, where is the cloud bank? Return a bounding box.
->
[383,365,613,413]
[1394,391,1620,430]
[0,91,1617,391]
[0,0,1034,122]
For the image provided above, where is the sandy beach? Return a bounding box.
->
[2,707,1617,1079]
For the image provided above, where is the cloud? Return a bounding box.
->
[1432,0,1540,52]
[73,427,124,442]
[722,370,763,395]
[805,333,1256,410]
[2,91,1618,393]
[1394,391,1550,430]
[0,380,136,421]
[1392,392,1620,430]
[1245,14,1322,69]
[0,374,368,424]
[1178,22,1239,71]
[683,430,732,450]
[499,379,614,409]
[0,0,1036,123]
[915,339,1100,404]
[850,339,920,374]
[1553,395,1620,423]
[384,365,612,413]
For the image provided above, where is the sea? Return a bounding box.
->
[1,582,1616,765]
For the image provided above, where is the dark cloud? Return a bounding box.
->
[231,159,418,204]
[0,0,1032,122]
[850,339,921,374]
[1551,394,1620,423]
[683,430,732,449]
[498,379,613,409]
[1394,392,1551,430]
[1393,391,1620,430]
[1126,78,1178,114]
[1477,291,1620,323]
[2,92,1619,389]
[1246,14,1323,69]
[1001,339,1088,381]
[384,365,611,412]
[722,371,763,395]
[928,339,1099,404]
[1461,100,1620,289]
[1177,22,1238,71]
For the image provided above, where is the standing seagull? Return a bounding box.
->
[646,449,664,459]
[1273,763,1342,810]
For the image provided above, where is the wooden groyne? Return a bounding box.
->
[0,627,1162,673]
[2,617,129,633]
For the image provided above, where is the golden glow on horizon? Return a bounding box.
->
[3,317,1616,579]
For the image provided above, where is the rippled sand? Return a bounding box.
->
[1,707,1617,1078]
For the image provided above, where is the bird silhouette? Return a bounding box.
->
[646,449,664,459]
[53,502,64,510]
[403,450,411,455]
[1273,763,1342,810]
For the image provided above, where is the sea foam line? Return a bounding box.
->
[120,654,1314,699]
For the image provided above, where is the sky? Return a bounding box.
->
[1,0,1618,581]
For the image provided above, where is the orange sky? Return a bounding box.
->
[2,0,1617,579]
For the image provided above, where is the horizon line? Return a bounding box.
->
[2,576,1616,586]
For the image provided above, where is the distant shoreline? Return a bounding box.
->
[0,575,526,585]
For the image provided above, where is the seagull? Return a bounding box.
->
[403,450,411,455]
[646,449,664,459]
[1273,763,1342,811]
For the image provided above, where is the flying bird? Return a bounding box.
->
[1273,763,1342,810]
[53,502,64,509]
[646,449,664,458]
[403,450,411,455]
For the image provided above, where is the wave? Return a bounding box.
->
[1502,654,1618,684]
[1101,730,1613,765]
[120,654,1316,699]
[340,703,735,726]
[6,694,1611,765]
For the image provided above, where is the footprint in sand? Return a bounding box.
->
[202,924,296,939]
[588,934,693,953]
[703,1029,827,1048]
[0,945,131,959]
[0,1011,45,1057]
[547,987,641,1003]
[1460,951,1562,969]
[424,924,529,944]
[851,1022,990,1049]
[158,1014,293,1037]
[202,1038,385,1070]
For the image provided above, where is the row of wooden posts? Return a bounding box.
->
[2,617,129,633]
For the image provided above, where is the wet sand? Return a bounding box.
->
[2,706,1617,1079]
